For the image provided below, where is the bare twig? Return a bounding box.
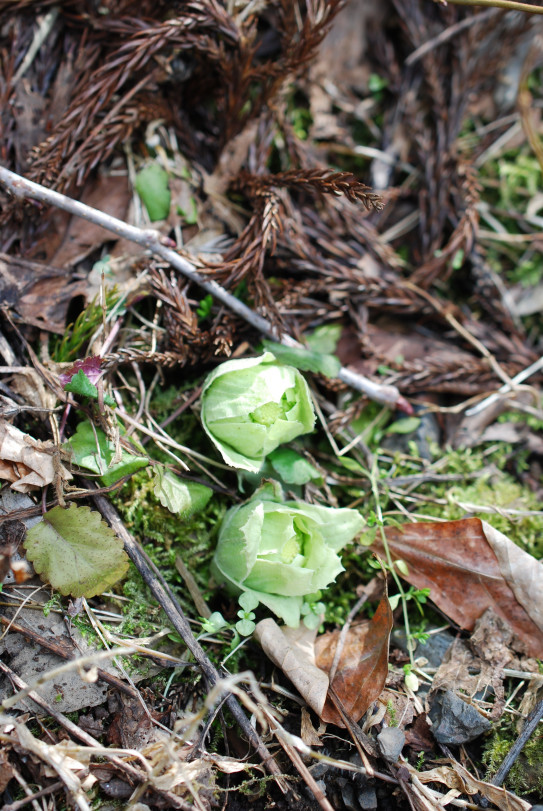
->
[3,780,64,811]
[0,167,411,413]
[406,8,496,65]
[465,355,543,416]
[436,0,543,14]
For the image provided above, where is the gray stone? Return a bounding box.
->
[381,409,440,460]
[338,778,357,811]
[377,726,405,762]
[358,785,378,810]
[0,585,117,715]
[429,690,492,745]
[309,761,332,780]
[391,627,454,669]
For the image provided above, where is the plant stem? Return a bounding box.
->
[437,0,543,14]
[369,459,415,666]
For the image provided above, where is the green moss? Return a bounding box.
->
[483,720,543,796]
[110,469,227,623]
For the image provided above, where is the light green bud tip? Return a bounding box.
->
[212,488,365,627]
[200,352,316,472]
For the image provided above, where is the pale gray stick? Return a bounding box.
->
[464,355,543,416]
[0,166,412,413]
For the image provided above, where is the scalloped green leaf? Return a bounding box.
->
[305,324,342,355]
[152,466,212,517]
[24,503,129,598]
[63,369,115,406]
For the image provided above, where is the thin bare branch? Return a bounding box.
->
[0,167,411,412]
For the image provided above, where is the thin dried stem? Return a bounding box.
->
[437,0,543,14]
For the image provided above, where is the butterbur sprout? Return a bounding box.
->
[200,352,316,472]
[212,485,365,627]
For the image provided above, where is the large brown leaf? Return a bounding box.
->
[255,594,392,727]
[315,595,392,725]
[375,518,543,658]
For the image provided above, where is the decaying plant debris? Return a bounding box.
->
[1,0,543,809]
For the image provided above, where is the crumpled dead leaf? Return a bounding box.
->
[0,253,88,335]
[315,595,393,725]
[431,608,518,720]
[45,173,131,268]
[375,518,543,658]
[255,595,392,726]
[141,738,215,796]
[0,420,71,492]
[15,723,89,809]
[411,760,531,811]
[254,619,329,718]
[300,706,324,746]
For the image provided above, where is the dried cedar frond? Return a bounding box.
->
[237,168,383,210]
[150,268,200,345]
[102,348,183,370]
[27,6,239,189]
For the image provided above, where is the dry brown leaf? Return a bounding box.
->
[11,368,58,412]
[0,420,71,492]
[379,688,415,730]
[0,253,88,335]
[0,748,14,793]
[413,761,531,811]
[315,595,393,725]
[254,619,329,718]
[300,707,324,747]
[48,173,131,268]
[256,596,392,727]
[204,754,257,774]
[431,608,520,721]
[375,518,543,658]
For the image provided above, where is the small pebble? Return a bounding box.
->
[338,778,358,811]
[358,785,378,810]
[377,726,405,762]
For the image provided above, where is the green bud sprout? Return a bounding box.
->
[212,486,365,627]
[200,352,316,472]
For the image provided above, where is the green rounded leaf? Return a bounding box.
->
[305,324,342,355]
[262,340,341,378]
[386,417,421,435]
[152,466,212,516]
[135,164,171,221]
[236,618,256,636]
[24,503,129,598]
[65,421,148,486]
[268,448,321,485]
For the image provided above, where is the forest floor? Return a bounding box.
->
[1,1,543,809]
